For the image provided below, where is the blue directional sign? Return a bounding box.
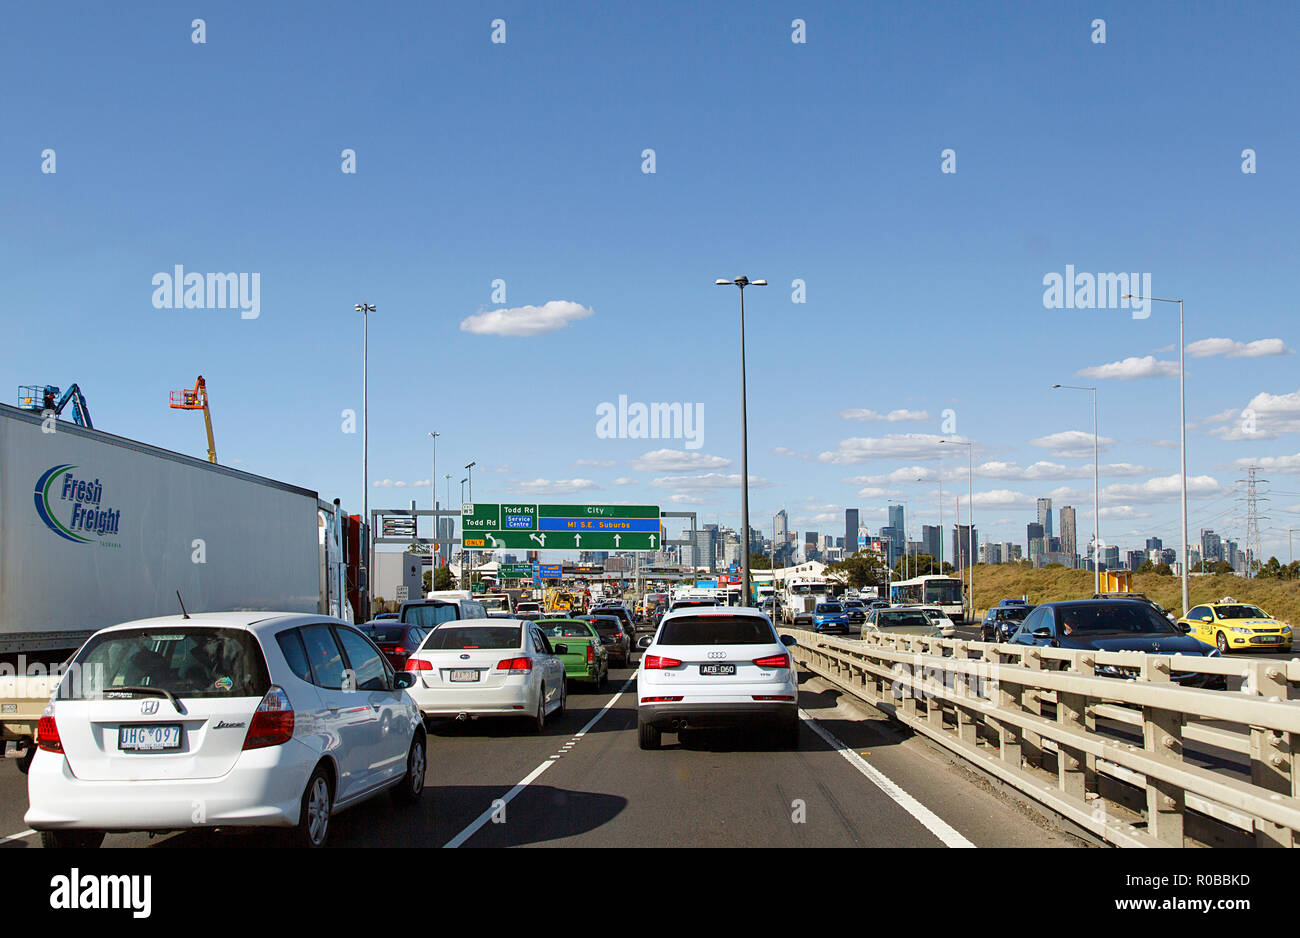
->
[538,516,660,533]
[539,563,562,579]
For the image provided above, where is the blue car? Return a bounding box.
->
[1008,599,1226,689]
[812,602,850,634]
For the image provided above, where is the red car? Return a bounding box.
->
[358,621,428,670]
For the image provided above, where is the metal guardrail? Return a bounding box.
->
[787,628,1300,847]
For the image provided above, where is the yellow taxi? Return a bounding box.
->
[1177,598,1293,654]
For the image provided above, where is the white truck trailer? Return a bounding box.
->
[0,403,350,767]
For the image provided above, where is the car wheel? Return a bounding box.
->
[391,732,426,806]
[530,692,546,733]
[556,682,567,718]
[1216,631,1229,654]
[40,829,105,849]
[16,745,35,775]
[638,717,661,750]
[293,765,333,848]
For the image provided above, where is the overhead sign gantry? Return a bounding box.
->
[460,503,661,551]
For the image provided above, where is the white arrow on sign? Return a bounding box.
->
[650,535,657,547]
[613,534,621,547]
[574,534,582,546]
[529,533,546,546]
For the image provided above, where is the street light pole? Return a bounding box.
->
[1125,293,1188,616]
[460,477,468,589]
[717,276,767,607]
[1053,384,1100,595]
[355,303,375,619]
[464,462,476,591]
[428,432,439,583]
[941,439,975,622]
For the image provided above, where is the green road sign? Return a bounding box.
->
[460,530,660,551]
[458,503,661,551]
[499,562,535,579]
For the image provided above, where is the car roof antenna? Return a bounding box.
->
[177,590,191,619]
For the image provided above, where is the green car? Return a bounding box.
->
[538,618,609,690]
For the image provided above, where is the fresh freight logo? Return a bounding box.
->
[34,465,122,543]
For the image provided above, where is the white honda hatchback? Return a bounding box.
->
[637,607,799,750]
[25,612,426,848]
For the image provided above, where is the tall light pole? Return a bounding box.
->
[459,477,468,589]
[1124,293,1188,616]
[465,461,476,502]
[1289,528,1298,566]
[428,432,439,578]
[1053,384,1100,596]
[355,303,375,618]
[444,473,452,573]
[941,439,974,622]
[716,275,767,607]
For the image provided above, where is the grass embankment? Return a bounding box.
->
[970,565,1300,624]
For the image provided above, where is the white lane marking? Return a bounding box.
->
[800,709,975,849]
[0,829,36,845]
[443,670,639,848]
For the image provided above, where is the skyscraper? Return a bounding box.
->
[952,524,978,569]
[1059,506,1077,560]
[921,524,942,563]
[774,509,789,547]
[844,508,859,555]
[1027,522,1045,565]
[1037,498,1053,540]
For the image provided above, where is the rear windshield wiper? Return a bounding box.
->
[100,685,182,712]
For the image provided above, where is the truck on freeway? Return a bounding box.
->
[0,402,353,769]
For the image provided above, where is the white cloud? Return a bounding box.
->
[612,477,638,485]
[459,300,593,337]
[1099,505,1149,520]
[844,466,939,485]
[795,512,842,525]
[855,487,897,499]
[1029,430,1114,458]
[1102,474,1223,500]
[650,472,772,491]
[373,478,430,488]
[630,449,732,472]
[1208,388,1300,441]
[1231,452,1300,474]
[817,434,963,464]
[573,459,615,468]
[1076,356,1180,380]
[771,446,812,459]
[839,408,932,422]
[507,478,601,495]
[1185,337,1293,359]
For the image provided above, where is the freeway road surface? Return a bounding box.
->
[0,650,1080,849]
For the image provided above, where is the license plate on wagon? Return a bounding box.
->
[699,663,736,676]
[118,724,182,751]
[450,669,479,682]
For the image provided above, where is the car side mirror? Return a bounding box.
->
[393,672,417,690]
[1178,623,1192,633]
[1032,627,1052,639]
[780,635,797,647]
[637,635,653,649]
[554,643,568,655]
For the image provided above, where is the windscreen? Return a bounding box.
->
[540,622,596,639]
[876,612,931,629]
[923,580,964,604]
[425,626,522,650]
[816,604,843,613]
[59,627,270,700]
[402,602,460,629]
[1058,604,1179,635]
[659,615,777,645]
[1217,605,1268,620]
[364,626,409,643]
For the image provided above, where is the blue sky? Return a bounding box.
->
[5,0,1300,559]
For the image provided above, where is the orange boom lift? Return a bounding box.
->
[169,376,217,464]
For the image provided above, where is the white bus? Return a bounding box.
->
[889,575,965,622]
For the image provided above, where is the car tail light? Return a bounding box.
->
[753,653,791,668]
[497,657,533,673]
[242,686,294,750]
[586,645,595,664]
[643,654,682,669]
[640,696,683,703]
[37,713,63,754]
[752,695,796,701]
[393,646,406,655]
[404,658,433,671]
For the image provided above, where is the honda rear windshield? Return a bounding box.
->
[402,602,461,629]
[58,627,271,700]
[659,615,777,645]
[425,626,522,650]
